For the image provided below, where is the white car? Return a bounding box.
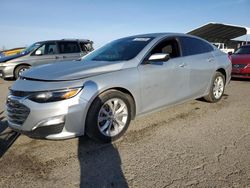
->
[213,43,234,54]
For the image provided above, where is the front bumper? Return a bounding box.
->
[232,67,250,79]
[10,122,65,139]
[231,73,250,79]
[0,64,15,79]
[6,91,90,140]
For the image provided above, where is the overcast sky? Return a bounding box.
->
[0,0,249,49]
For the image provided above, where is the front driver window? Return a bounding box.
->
[150,39,180,58]
[34,43,57,55]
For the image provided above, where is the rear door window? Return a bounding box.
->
[58,42,80,54]
[179,37,214,56]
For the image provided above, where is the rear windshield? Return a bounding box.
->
[235,46,250,55]
[84,37,154,61]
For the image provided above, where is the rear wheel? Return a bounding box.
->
[204,71,225,103]
[85,90,132,143]
[14,65,30,79]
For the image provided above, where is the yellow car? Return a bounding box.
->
[1,47,25,57]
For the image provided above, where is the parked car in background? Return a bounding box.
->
[212,42,234,54]
[0,39,93,79]
[230,44,250,78]
[6,33,231,142]
[0,47,25,57]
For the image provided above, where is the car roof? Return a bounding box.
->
[36,39,92,43]
[121,33,206,42]
[126,33,192,39]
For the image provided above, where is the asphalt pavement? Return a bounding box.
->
[0,78,249,187]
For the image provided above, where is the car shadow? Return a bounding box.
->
[78,136,128,188]
[231,77,250,81]
[196,94,229,103]
[0,111,20,158]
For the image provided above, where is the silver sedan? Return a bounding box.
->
[6,33,231,142]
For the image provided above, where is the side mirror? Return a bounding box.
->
[228,51,233,56]
[148,53,170,62]
[35,50,42,56]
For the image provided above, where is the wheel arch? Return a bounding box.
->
[13,63,31,75]
[86,86,137,120]
[216,68,227,82]
[108,87,136,119]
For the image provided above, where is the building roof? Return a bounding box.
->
[188,22,250,43]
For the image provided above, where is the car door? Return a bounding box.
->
[29,42,59,66]
[138,38,190,114]
[178,36,216,98]
[57,41,82,61]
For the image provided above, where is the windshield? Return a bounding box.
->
[21,42,41,54]
[83,37,154,61]
[235,46,250,55]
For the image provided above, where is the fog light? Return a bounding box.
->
[33,115,65,130]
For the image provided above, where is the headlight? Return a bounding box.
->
[28,88,82,103]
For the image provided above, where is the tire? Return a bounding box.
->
[14,65,30,79]
[204,71,225,103]
[85,90,132,143]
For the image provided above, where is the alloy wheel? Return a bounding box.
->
[213,76,224,99]
[97,98,128,137]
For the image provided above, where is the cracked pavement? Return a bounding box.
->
[0,78,249,187]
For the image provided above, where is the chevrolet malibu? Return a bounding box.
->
[6,33,231,142]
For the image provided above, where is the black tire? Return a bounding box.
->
[204,71,225,103]
[85,90,132,143]
[14,65,30,79]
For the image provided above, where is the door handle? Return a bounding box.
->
[63,56,67,59]
[179,63,187,68]
[207,58,214,63]
[55,56,60,59]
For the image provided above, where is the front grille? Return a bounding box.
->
[6,97,30,126]
[233,64,247,69]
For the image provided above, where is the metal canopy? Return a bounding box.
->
[188,23,249,43]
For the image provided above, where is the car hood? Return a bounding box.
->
[0,52,27,63]
[21,60,126,81]
[231,54,250,64]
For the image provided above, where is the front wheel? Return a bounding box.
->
[14,65,30,79]
[204,71,225,103]
[85,90,132,143]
